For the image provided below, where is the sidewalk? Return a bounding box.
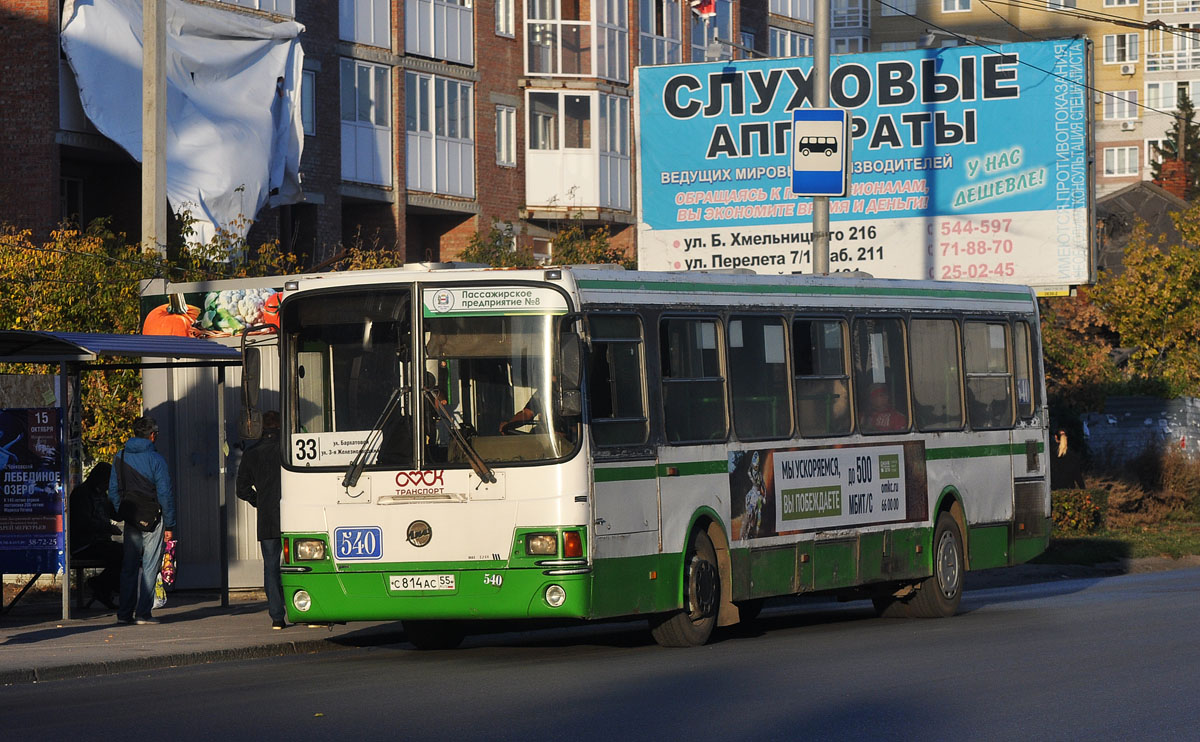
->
[0,589,405,685]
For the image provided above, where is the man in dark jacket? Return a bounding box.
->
[236,410,285,629]
[69,462,121,609]
[107,416,175,625]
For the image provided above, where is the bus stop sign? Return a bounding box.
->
[792,108,850,197]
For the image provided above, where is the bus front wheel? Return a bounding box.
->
[908,512,964,618]
[404,620,465,650]
[650,530,720,647]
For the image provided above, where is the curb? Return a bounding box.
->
[0,630,406,686]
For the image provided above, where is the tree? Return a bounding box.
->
[1091,205,1200,396]
[458,216,634,269]
[1038,288,1119,412]
[1150,89,1200,200]
[457,220,537,268]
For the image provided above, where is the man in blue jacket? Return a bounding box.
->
[108,416,175,625]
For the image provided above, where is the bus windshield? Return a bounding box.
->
[423,311,579,465]
[284,288,415,469]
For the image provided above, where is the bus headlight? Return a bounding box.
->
[294,539,326,561]
[525,533,557,555]
[293,590,312,612]
[545,584,566,607]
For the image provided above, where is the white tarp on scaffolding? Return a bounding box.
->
[61,0,305,247]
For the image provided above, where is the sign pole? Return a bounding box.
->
[812,0,831,275]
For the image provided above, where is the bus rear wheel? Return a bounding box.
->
[650,530,720,647]
[907,512,964,618]
[404,620,465,650]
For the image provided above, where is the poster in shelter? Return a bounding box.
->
[0,408,64,574]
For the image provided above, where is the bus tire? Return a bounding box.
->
[908,512,964,618]
[404,620,465,650]
[650,530,720,647]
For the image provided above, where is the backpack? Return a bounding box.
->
[117,453,163,533]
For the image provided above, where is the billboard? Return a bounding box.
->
[0,408,64,574]
[635,38,1092,291]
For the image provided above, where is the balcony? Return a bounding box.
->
[1145,0,1200,14]
[1146,48,1200,72]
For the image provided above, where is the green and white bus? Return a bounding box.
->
[240,266,1050,648]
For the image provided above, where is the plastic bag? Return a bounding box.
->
[153,572,167,609]
[161,538,178,587]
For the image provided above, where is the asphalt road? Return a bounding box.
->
[6,567,1200,741]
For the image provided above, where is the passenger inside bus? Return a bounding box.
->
[865,384,908,433]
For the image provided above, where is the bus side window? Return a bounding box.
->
[728,315,792,441]
[1013,320,1036,420]
[910,318,964,431]
[853,317,911,434]
[964,321,1015,429]
[587,314,649,447]
[793,318,852,437]
[661,317,727,444]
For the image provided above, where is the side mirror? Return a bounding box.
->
[240,346,263,440]
[556,317,584,418]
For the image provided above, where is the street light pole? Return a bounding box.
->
[812,0,831,275]
[142,0,167,258]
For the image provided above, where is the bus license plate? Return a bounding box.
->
[390,574,456,591]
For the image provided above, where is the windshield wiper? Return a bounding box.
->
[342,386,404,489]
[423,388,496,484]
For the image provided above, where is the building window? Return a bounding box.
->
[880,41,918,51]
[599,93,631,210]
[770,27,812,58]
[639,0,682,65]
[496,105,517,167]
[1104,33,1139,63]
[1147,138,1166,167]
[216,0,294,15]
[301,69,315,136]
[405,71,475,197]
[597,0,629,82]
[527,92,593,151]
[691,0,733,62]
[340,59,391,185]
[832,37,866,54]
[1047,0,1077,7]
[1104,90,1139,119]
[60,177,83,225]
[496,0,515,36]
[770,0,814,21]
[406,0,474,65]
[1104,0,1137,5]
[833,0,867,28]
[339,0,390,48]
[942,0,970,11]
[880,0,914,15]
[1103,146,1139,177]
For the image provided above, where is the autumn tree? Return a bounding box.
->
[1091,206,1200,396]
[1038,287,1119,412]
[458,217,634,269]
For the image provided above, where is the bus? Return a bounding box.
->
[239,265,1050,648]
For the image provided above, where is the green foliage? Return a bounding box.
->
[458,221,537,268]
[1051,489,1107,534]
[1091,207,1200,396]
[1149,90,1200,200]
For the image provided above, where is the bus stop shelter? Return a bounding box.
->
[0,330,241,619]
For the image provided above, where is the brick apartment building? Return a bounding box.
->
[1,0,1186,266]
[0,0,790,266]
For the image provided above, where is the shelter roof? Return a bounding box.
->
[0,331,240,364]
